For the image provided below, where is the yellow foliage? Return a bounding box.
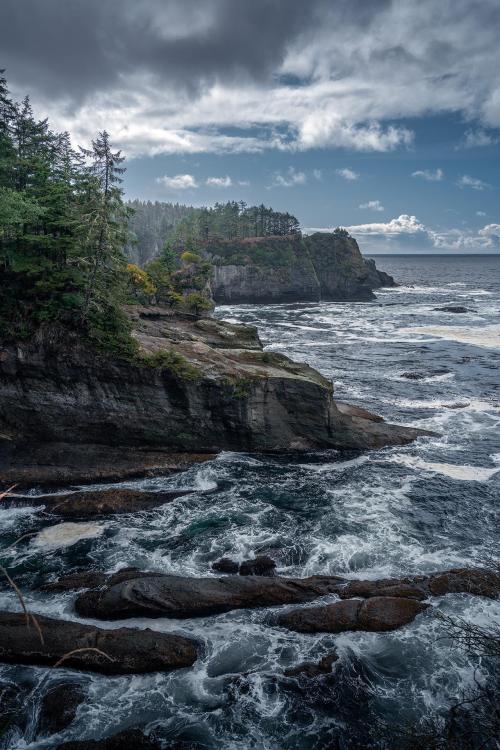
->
[126,263,156,295]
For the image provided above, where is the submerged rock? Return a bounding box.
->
[56,728,162,750]
[37,683,86,737]
[40,570,108,593]
[75,573,346,619]
[283,650,339,678]
[0,611,197,674]
[434,306,472,313]
[32,522,106,550]
[278,597,428,633]
[10,487,201,518]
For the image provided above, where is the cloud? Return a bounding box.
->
[463,129,498,148]
[269,167,306,188]
[359,200,384,211]
[313,169,323,180]
[458,174,490,190]
[4,1,500,157]
[412,168,444,181]
[476,210,487,216]
[336,168,359,181]
[156,173,198,190]
[343,215,500,253]
[206,175,232,187]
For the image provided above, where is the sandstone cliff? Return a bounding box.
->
[0,307,427,485]
[208,232,394,305]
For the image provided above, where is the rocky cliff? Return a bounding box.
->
[209,232,394,305]
[0,307,427,485]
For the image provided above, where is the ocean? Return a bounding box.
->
[1,254,499,748]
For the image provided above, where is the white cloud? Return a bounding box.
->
[156,173,198,190]
[479,223,500,237]
[269,166,306,188]
[412,168,444,181]
[238,179,250,186]
[16,2,500,158]
[359,200,384,212]
[458,174,490,190]
[206,175,232,187]
[336,168,359,181]
[476,210,487,216]
[463,129,498,148]
[313,169,323,180]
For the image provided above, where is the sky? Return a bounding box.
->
[2,0,500,253]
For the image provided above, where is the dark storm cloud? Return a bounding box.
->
[1,0,390,104]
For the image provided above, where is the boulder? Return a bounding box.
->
[0,611,197,674]
[283,650,339,678]
[212,556,277,576]
[9,487,200,518]
[56,728,162,750]
[238,556,277,576]
[75,573,346,620]
[338,568,500,601]
[212,558,239,574]
[278,597,428,633]
[40,570,108,593]
[434,306,471,313]
[37,682,86,736]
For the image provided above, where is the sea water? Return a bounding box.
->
[1,255,499,748]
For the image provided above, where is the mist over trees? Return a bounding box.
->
[125,199,194,266]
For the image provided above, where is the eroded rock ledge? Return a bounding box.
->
[0,612,197,673]
[0,308,431,486]
[72,567,499,622]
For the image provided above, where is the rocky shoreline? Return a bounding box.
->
[0,307,431,487]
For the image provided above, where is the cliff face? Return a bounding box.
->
[0,308,426,485]
[209,233,394,305]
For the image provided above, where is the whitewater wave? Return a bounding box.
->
[387,454,500,481]
[398,323,500,350]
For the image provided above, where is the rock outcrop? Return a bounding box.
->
[8,486,212,518]
[0,612,197,673]
[209,233,395,304]
[73,567,499,621]
[75,574,346,619]
[278,597,429,633]
[0,308,429,485]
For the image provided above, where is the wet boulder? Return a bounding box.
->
[56,728,162,750]
[278,597,428,633]
[0,611,197,674]
[434,306,472,313]
[40,570,108,592]
[425,568,500,599]
[37,682,86,737]
[8,487,197,519]
[283,650,339,678]
[212,557,239,574]
[239,556,277,576]
[212,555,277,576]
[75,572,346,619]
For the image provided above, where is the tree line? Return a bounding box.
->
[172,201,301,249]
[0,70,137,354]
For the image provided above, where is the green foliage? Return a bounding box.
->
[180,250,202,265]
[0,70,136,356]
[183,291,212,316]
[172,201,301,249]
[140,349,201,380]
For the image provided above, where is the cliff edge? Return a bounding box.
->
[208,232,395,305]
[0,307,429,486]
